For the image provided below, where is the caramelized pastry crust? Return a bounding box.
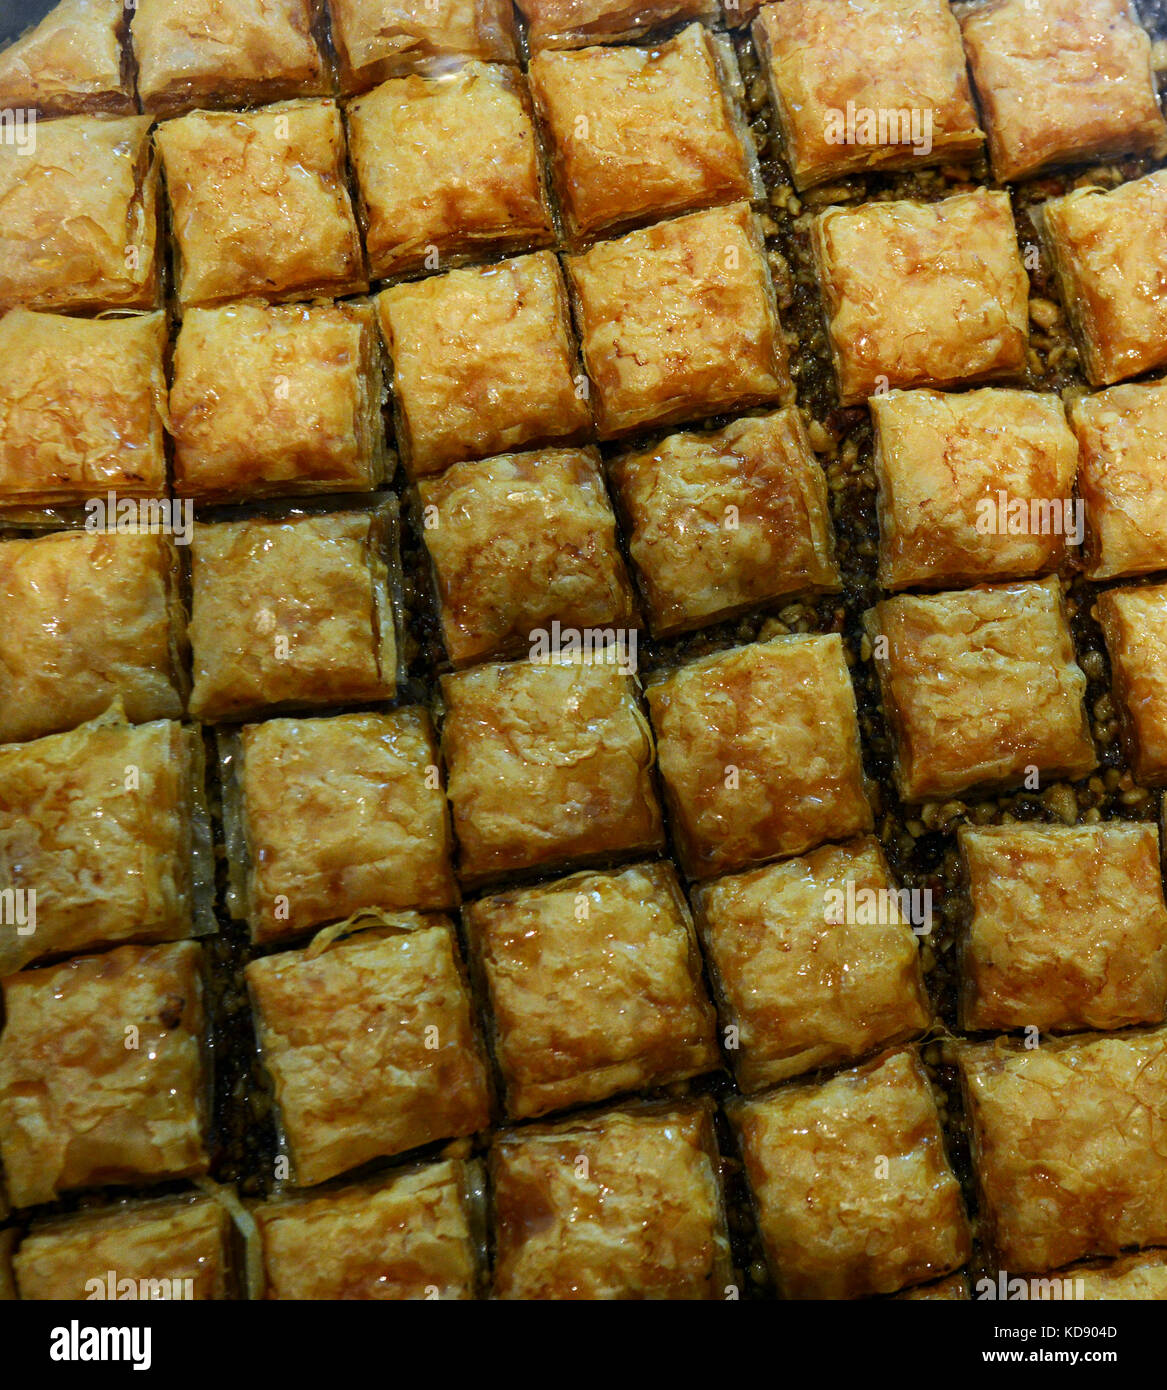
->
[1097,583,1167,786]
[517,0,718,49]
[329,0,518,90]
[0,0,132,115]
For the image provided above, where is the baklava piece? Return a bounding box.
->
[0,0,132,115]
[730,1049,970,1299]
[693,838,930,1092]
[491,1102,731,1299]
[959,822,1167,1033]
[1070,380,1167,580]
[347,62,554,281]
[1097,583,1167,785]
[231,708,458,946]
[871,388,1080,591]
[865,578,1096,803]
[610,410,839,636]
[0,530,185,744]
[1035,172,1167,388]
[0,114,157,312]
[0,941,209,1209]
[465,862,719,1120]
[752,0,982,190]
[529,25,758,243]
[377,253,591,478]
[170,300,386,503]
[14,1196,232,1300]
[132,0,328,117]
[440,658,663,888]
[645,635,872,880]
[156,99,366,309]
[1070,1251,1167,1300]
[0,717,203,975]
[418,446,637,666]
[188,508,398,723]
[566,202,789,438]
[518,0,718,49]
[813,189,1029,406]
[328,0,518,90]
[246,916,491,1187]
[959,0,1167,184]
[255,1159,485,1300]
[956,1029,1167,1272]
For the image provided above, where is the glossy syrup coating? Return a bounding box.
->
[0,0,132,116]
[1097,582,1167,785]
[517,0,718,49]
[329,0,518,90]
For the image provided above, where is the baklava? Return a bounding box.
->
[516,0,719,50]
[328,0,519,91]
[1097,582,1167,785]
[0,0,133,116]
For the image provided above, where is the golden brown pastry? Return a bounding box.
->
[566,202,789,438]
[645,635,872,880]
[753,0,983,189]
[0,941,209,1208]
[0,0,132,115]
[865,578,1097,803]
[170,300,386,503]
[0,114,157,312]
[1065,1250,1167,1300]
[895,1272,970,1300]
[813,189,1029,406]
[517,0,718,49]
[246,916,492,1186]
[1097,583,1167,785]
[329,0,518,90]
[377,252,591,477]
[347,62,554,280]
[959,822,1167,1033]
[959,0,1167,183]
[465,862,719,1120]
[730,1049,970,1299]
[156,99,366,309]
[418,446,637,666]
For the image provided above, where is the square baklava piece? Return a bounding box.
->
[1097,583,1167,785]
[959,822,1167,1034]
[871,388,1080,591]
[0,529,186,744]
[693,838,931,1092]
[865,578,1096,803]
[0,113,158,312]
[170,300,386,503]
[645,635,872,880]
[347,62,554,281]
[956,1029,1167,1272]
[255,1159,485,1300]
[0,0,134,116]
[959,0,1167,184]
[518,0,718,49]
[378,253,591,478]
[491,1102,731,1299]
[418,445,637,666]
[14,1195,232,1300]
[440,658,663,887]
[610,410,839,636]
[132,0,328,116]
[156,99,366,309]
[188,508,399,723]
[0,941,209,1209]
[529,25,758,244]
[230,708,459,946]
[730,1049,970,1299]
[1071,380,1167,580]
[465,862,719,1120]
[752,0,982,190]
[329,0,518,90]
[0,309,168,510]
[246,916,492,1187]
[1036,172,1167,388]
[0,716,204,975]
[813,189,1029,406]
[566,202,789,438]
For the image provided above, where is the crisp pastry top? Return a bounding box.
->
[518,0,718,49]
[348,62,553,280]
[1096,582,1167,786]
[0,113,157,313]
[814,188,1029,405]
[959,0,1167,183]
[0,0,131,115]
[490,1102,731,1299]
[329,0,518,88]
[753,0,983,189]
[529,24,755,241]
[156,99,367,309]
